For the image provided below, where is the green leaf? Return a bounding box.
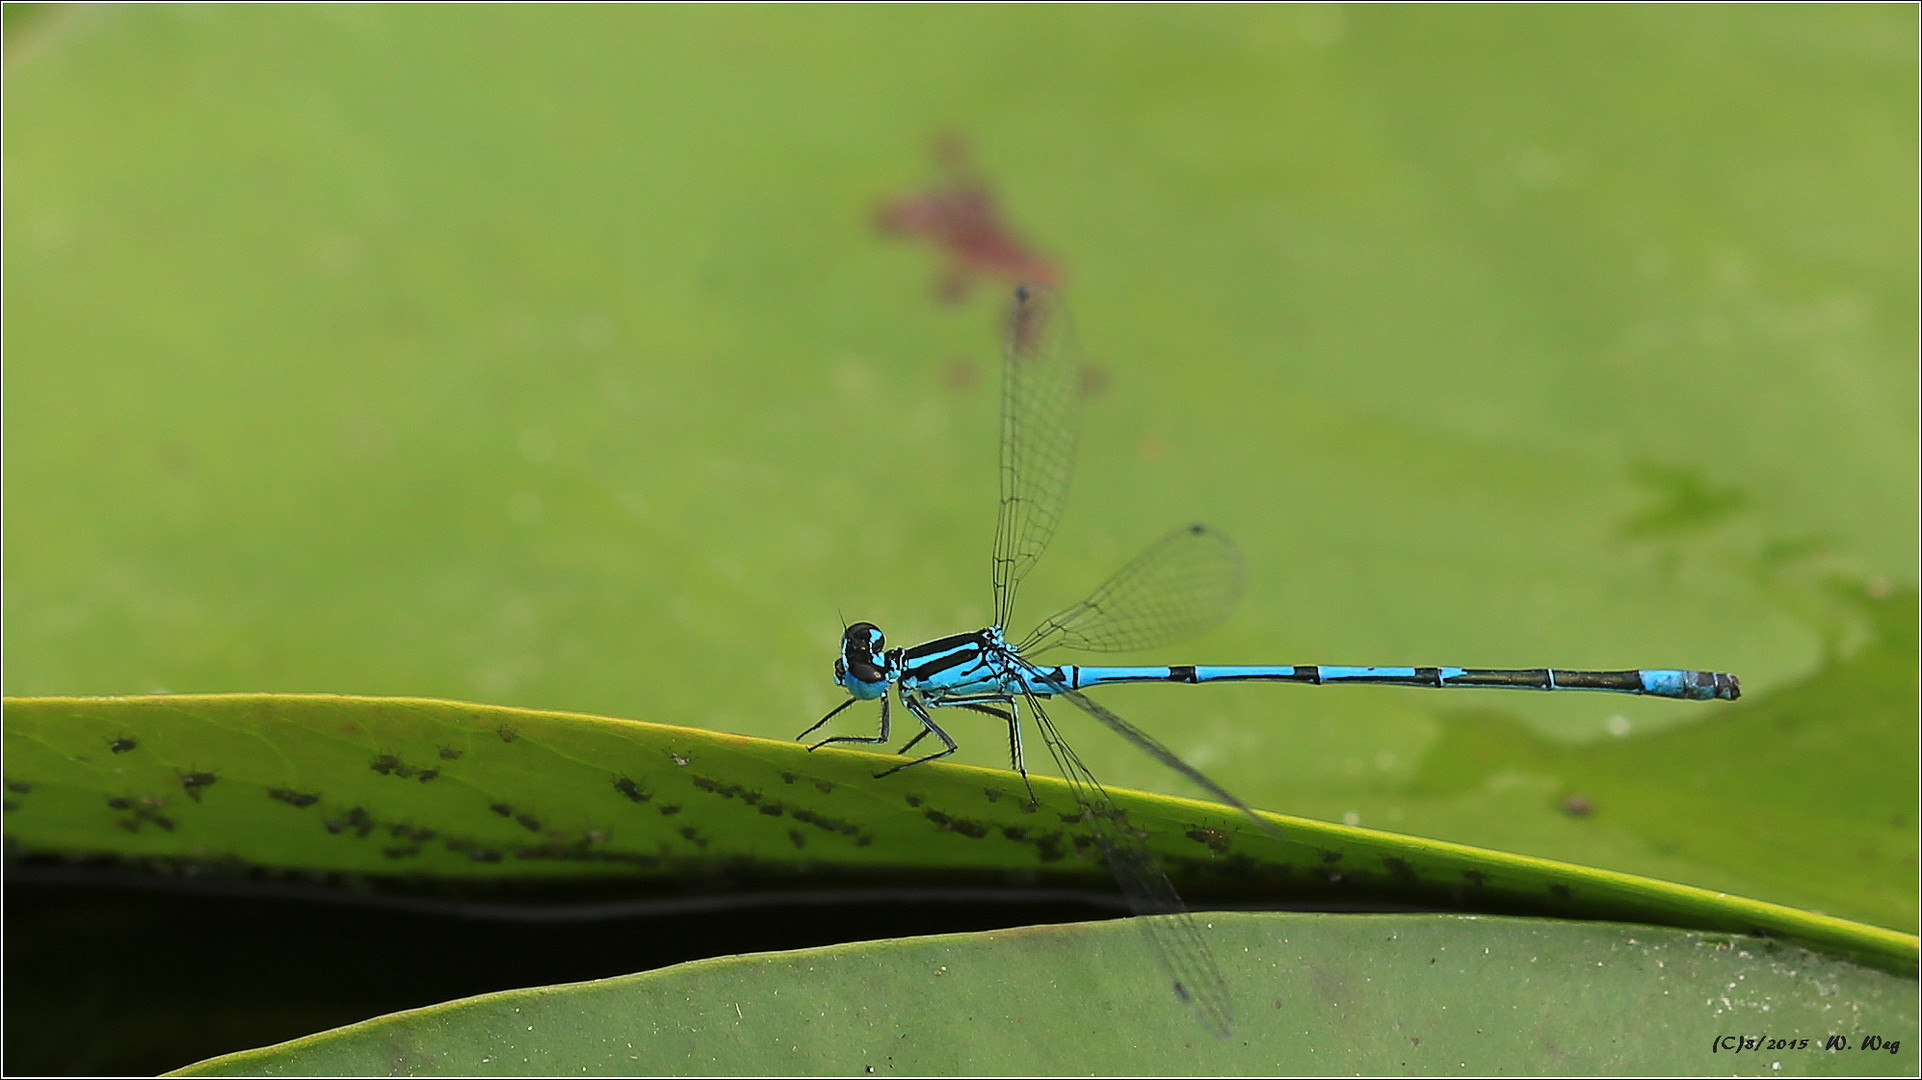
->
[171,913,1916,1076]
[7,693,1913,976]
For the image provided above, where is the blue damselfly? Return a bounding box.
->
[803,284,1739,1036]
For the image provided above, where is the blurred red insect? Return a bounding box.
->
[874,134,1060,304]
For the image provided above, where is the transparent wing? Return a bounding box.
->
[1019,522,1245,657]
[992,283,1084,630]
[1020,689,1235,1039]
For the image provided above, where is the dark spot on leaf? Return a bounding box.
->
[779,772,798,784]
[4,781,30,795]
[497,726,518,743]
[107,797,133,810]
[490,802,514,817]
[788,830,806,849]
[181,772,217,801]
[371,754,400,775]
[438,747,463,760]
[813,780,834,794]
[1319,849,1344,864]
[692,776,718,793]
[346,807,374,837]
[149,814,176,831]
[1186,827,1231,854]
[983,788,1003,803]
[1000,825,1027,841]
[515,813,542,832]
[1548,883,1572,900]
[416,769,438,782]
[658,804,682,816]
[383,845,420,858]
[949,818,988,839]
[924,809,952,829]
[1464,869,1487,887]
[109,738,138,754]
[324,819,344,834]
[1019,800,1039,814]
[469,849,502,863]
[904,794,922,808]
[268,788,320,809]
[678,825,706,847]
[613,777,649,803]
[1383,856,1418,885]
[1561,795,1593,818]
[757,803,784,817]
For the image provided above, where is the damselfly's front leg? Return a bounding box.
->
[801,690,892,751]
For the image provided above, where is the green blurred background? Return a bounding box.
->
[6,6,1915,927]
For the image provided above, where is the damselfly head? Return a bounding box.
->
[835,622,890,699]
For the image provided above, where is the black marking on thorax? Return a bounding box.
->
[900,631,993,681]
